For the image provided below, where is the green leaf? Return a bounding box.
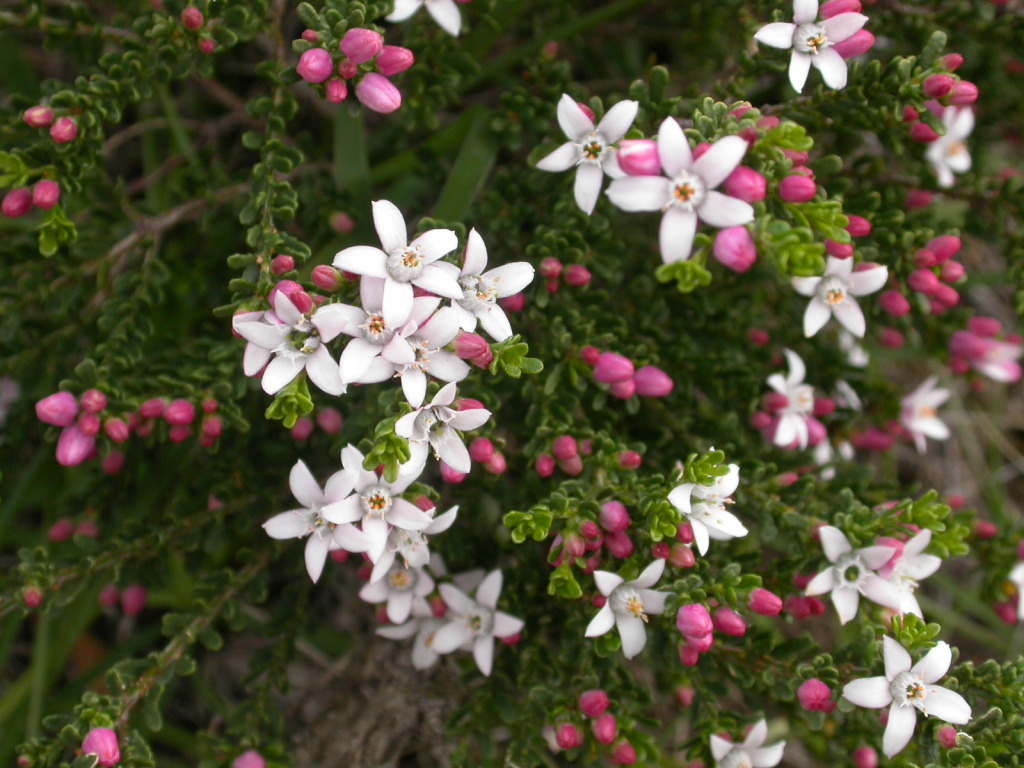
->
[655,259,713,293]
[264,376,315,428]
[434,107,498,222]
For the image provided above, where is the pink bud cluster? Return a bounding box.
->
[47,516,101,543]
[23,104,78,143]
[2,180,62,218]
[819,1,875,57]
[548,689,635,764]
[296,29,413,114]
[539,257,592,292]
[948,317,1023,383]
[290,407,344,440]
[579,349,674,400]
[879,235,964,318]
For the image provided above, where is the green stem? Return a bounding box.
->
[26,614,49,739]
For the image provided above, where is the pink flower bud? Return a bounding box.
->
[905,189,934,209]
[675,686,695,706]
[879,289,910,317]
[48,517,75,542]
[618,450,642,469]
[605,531,634,559]
[23,105,54,128]
[947,81,978,106]
[599,501,631,533]
[824,238,853,259]
[820,0,862,17]
[56,425,95,466]
[995,599,1018,624]
[440,461,468,484]
[676,603,713,638]
[592,713,618,744]
[968,316,1002,337]
[341,28,383,65]
[932,283,959,307]
[301,29,319,43]
[712,226,757,273]
[199,415,222,441]
[377,45,415,76]
[99,583,120,608]
[168,425,191,443]
[121,584,147,616]
[181,6,204,30]
[29,179,62,211]
[833,29,875,58]
[668,543,696,569]
[102,451,126,474]
[713,607,746,636]
[576,102,596,122]
[909,121,939,143]
[2,187,33,218]
[724,167,767,203]
[138,397,166,419]
[454,331,490,362]
[320,78,346,106]
[83,728,120,767]
[763,392,789,412]
[50,116,78,143]
[78,412,101,437]
[928,235,961,262]
[356,73,402,114]
[330,211,355,234]
[943,53,965,72]
[338,59,359,79]
[844,215,871,237]
[779,175,816,203]
[535,454,556,477]
[853,746,878,768]
[289,416,314,441]
[593,353,634,383]
[747,587,783,616]
[851,428,895,452]
[612,740,637,766]
[233,750,267,768]
[37,392,80,426]
[76,389,106,415]
[932,725,958,749]
[550,435,577,461]
[798,678,835,712]
[617,139,662,176]
[564,264,592,287]
[579,689,610,718]
[198,37,215,54]
[923,74,955,99]
[975,520,997,539]
[608,378,636,399]
[578,346,600,366]
[270,255,294,275]
[164,399,196,426]
[679,644,701,666]
[464,437,493,463]
[100,417,128,444]
[539,257,562,280]
[556,723,583,750]
[297,48,334,83]
[75,520,99,538]
[908,268,940,295]
[630,366,673,397]
[315,407,343,435]
[484,451,507,474]
[783,149,810,165]
[879,328,903,348]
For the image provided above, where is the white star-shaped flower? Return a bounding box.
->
[754,0,869,92]
[377,615,451,669]
[333,200,462,328]
[842,636,971,757]
[766,349,816,449]
[395,382,492,473]
[321,445,435,562]
[359,562,435,624]
[606,117,753,264]
[430,570,524,676]
[667,464,748,556]
[387,0,461,36]
[926,107,974,189]
[381,306,471,408]
[233,292,350,395]
[710,720,786,768]
[437,228,535,341]
[585,560,669,659]
[805,526,902,624]
[877,529,942,617]
[368,504,458,583]
[262,460,371,583]
[792,257,888,338]
[900,377,951,453]
[535,94,639,214]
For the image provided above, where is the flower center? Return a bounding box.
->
[386,247,425,282]
[360,312,393,345]
[719,749,754,768]
[577,131,608,164]
[890,671,927,708]
[458,274,498,311]
[465,607,495,636]
[947,140,966,158]
[388,567,415,592]
[792,383,815,414]
[667,171,707,212]
[818,275,849,306]
[401,335,434,373]
[610,586,647,621]
[794,23,830,54]
[361,484,393,517]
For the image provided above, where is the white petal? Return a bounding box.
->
[812,48,848,90]
[361,276,386,310]
[639,590,668,615]
[388,499,433,531]
[819,526,852,561]
[831,586,860,624]
[743,719,768,750]
[401,369,427,408]
[593,571,625,597]
[659,208,698,265]
[574,163,604,214]
[473,636,495,676]
[617,615,647,659]
[425,506,458,534]
[333,523,370,553]
[697,191,754,228]
[242,343,272,376]
[431,621,474,653]
[475,570,503,609]
[848,265,889,296]
[386,0,422,23]
[822,12,868,44]
[536,141,579,172]
[311,303,363,342]
[414,265,465,300]
[710,736,733,761]
[912,641,952,684]
[596,100,639,142]
[860,545,898,570]
[842,676,892,708]
[950,107,975,139]
[861,574,903,610]
[804,300,833,339]
[439,583,475,614]
[585,604,615,637]
[462,229,488,274]
[382,278,415,329]
[333,245,389,278]
[755,22,796,49]
[692,518,710,556]
[606,176,670,212]
[804,569,836,596]
[263,510,310,539]
[494,611,524,637]
[321,495,362,525]
[882,702,918,757]
[387,591,415,624]
[703,508,748,540]
[751,742,786,768]
[304,533,331,583]
[289,461,323,509]
[376,619,419,640]
[372,200,408,253]
[793,0,819,25]
[425,0,461,36]
[883,635,913,678]
[792,275,821,297]
[833,298,866,337]
[410,228,458,264]
[261,355,305,395]
[340,337,382,384]
[694,136,750,190]
[789,51,812,93]
[923,686,971,724]
[668,484,694,515]
[449,407,491,431]
[235,321,286,349]
[305,345,344,395]
[783,348,806,386]
[487,262,535,296]
[362,515,390,562]
[658,117,693,176]
[632,559,666,589]
[425,351,471,382]
[556,94,595,139]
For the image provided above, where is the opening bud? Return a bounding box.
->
[340,28,384,65]
[356,73,402,114]
[297,48,334,83]
[50,116,78,143]
[377,45,415,76]
[82,728,120,767]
